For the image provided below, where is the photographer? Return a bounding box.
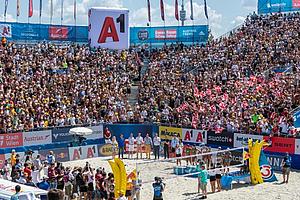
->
[152,177,165,200]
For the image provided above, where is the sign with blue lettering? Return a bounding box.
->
[265,154,284,171]
[294,109,300,128]
[258,0,300,14]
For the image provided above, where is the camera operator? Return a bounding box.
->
[152,177,165,200]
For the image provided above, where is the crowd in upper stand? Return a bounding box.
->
[0,12,299,136]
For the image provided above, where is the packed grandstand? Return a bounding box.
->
[0,13,299,137]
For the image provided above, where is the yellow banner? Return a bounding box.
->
[159,126,182,140]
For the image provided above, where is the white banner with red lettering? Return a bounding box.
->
[68,145,99,161]
[182,129,207,144]
[88,7,129,49]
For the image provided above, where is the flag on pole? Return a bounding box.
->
[74,0,77,20]
[4,0,8,18]
[39,0,43,17]
[160,0,165,21]
[17,0,20,17]
[175,0,179,21]
[190,0,194,20]
[147,0,151,22]
[29,0,33,17]
[61,0,64,21]
[204,0,209,19]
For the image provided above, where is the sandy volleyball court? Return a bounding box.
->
[63,156,300,200]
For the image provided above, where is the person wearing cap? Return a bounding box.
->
[197,164,208,199]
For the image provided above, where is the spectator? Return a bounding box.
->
[144,133,153,160]
[111,136,119,159]
[136,132,144,159]
[118,134,125,159]
[10,185,21,200]
[163,139,170,159]
[153,133,161,160]
[128,133,135,159]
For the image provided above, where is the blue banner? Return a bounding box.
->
[103,124,155,139]
[265,154,285,171]
[52,127,74,143]
[130,25,208,46]
[294,109,300,128]
[259,151,277,182]
[258,0,300,14]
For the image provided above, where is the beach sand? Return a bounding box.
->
[64,156,300,200]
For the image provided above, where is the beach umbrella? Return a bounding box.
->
[69,127,93,136]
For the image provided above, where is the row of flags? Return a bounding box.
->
[4,0,208,23]
[4,0,77,21]
[153,0,209,22]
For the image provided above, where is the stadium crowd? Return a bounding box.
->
[0,12,299,137]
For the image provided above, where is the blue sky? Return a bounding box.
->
[0,0,258,37]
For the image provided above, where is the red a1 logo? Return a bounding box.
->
[98,14,125,44]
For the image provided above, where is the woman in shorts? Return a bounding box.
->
[111,136,119,159]
[215,163,222,192]
[128,133,135,159]
[208,164,216,193]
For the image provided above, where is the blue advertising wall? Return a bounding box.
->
[130,25,209,45]
[258,0,300,14]
[103,124,156,139]
[1,22,209,45]
[294,109,300,128]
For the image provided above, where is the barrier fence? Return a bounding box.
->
[0,124,300,169]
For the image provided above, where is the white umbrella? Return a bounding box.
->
[69,127,93,136]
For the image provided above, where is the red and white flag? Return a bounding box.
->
[194,86,200,97]
[206,89,212,96]
[219,102,226,111]
[175,0,179,21]
[160,0,165,21]
[28,0,33,17]
[192,112,199,129]
[176,102,189,113]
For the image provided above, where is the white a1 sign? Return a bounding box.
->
[88,7,129,50]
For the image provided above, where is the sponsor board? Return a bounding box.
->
[182,129,207,144]
[23,130,52,146]
[98,144,114,157]
[230,150,244,166]
[38,148,70,162]
[155,30,177,40]
[159,126,182,140]
[0,132,23,148]
[49,26,68,40]
[52,127,74,143]
[233,133,263,148]
[0,154,6,168]
[293,0,300,8]
[207,131,234,147]
[85,125,104,140]
[295,139,300,155]
[265,154,285,171]
[263,136,295,154]
[69,145,99,161]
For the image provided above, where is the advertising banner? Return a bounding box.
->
[0,154,6,168]
[69,145,99,161]
[88,7,129,49]
[104,124,153,139]
[38,148,70,162]
[265,153,285,171]
[233,133,264,148]
[23,130,52,146]
[295,139,300,155]
[49,26,69,40]
[130,25,208,45]
[207,131,234,147]
[0,24,12,38]
[85,125,104,140]
[294,109,300,128]
[263,136,295,154]
[97,143,114,157]
[182,129,207,144]
[0,132,23,148]
[159,126,182,140]
[258,0,300,14]
[52,127,74,143]
[259,151,277,182]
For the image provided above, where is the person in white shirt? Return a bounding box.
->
[175,143,183,166]
[128,133,135,159]
[171,135,179,153]
[153,134,161,160]
[136,133,144,159]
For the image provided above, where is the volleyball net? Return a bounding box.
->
[136,146,245,184]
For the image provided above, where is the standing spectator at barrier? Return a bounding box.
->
[1,160,10,180]
[48,163,57,189]
[215,163,223,192]
[118,134,125,159]
[128,133,135,159]
[10,185,21,200]
[111,136,119,159]
[163,140,170,159]
[171,135,179,155]
[144,133,153,160]
[281,152,292,184]
[10,150,17,167]
[47,151,56,165]
[175,143,183,166]
[136,133,144,159]
[198,164,208,199]
[153,134,161,160]
[33,155,42,171]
